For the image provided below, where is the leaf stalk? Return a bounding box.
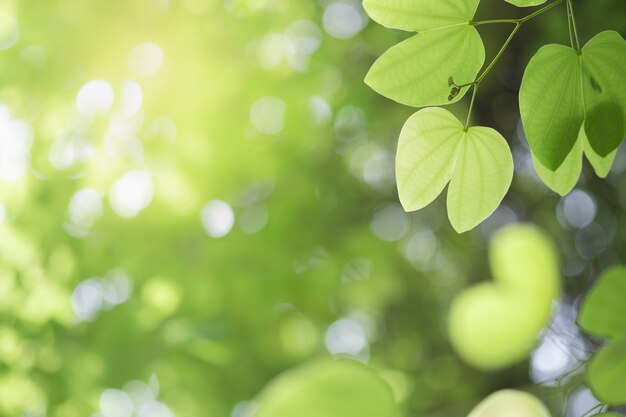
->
[463,0,565,127]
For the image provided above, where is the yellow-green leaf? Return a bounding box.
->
[447,126,514,233]
[578,266,626,339]
[254,359,400,417]
[587,332,626,406]
[365,25,485,107]
[583,126,618,178]
[363,0,479,32]
[505,0,548,6]
[532,128,583,196]
[396,107,512,233]
[396,108,463,211]
[448,225,560,369]
[468,390,551,417]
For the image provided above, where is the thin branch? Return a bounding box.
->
[567,0,582,50]
[567,0,575,49]
[461,0,565,126]
[474,0,564,26]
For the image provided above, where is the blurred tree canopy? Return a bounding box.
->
[0,0,625,416]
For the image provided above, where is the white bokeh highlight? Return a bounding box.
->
[370,203,410,242]
[250,96,286,135]
[66,188,103,237]
[118,80,144,119]
[76,80,115,116]
[560,189,596,229]
[109,170,154,219]
[322,0,367,39]
[0,106,34,181]
[128,43,164,78]
[200,200,235,238]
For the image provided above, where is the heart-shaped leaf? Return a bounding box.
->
[254,359,399,417]
[366,26,484,108]
[448,283,549,369]
[581,31,626,156]
[467,390,551,417]
[489,224,560,299]
[520,31,626,171]
[363,0,480,32]
[504,0,548,6]
[578,267,626,339]
[448,225,560,369]
[586,332,626,406]
[396,107,512,233]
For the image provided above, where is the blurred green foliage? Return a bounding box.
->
[0,0,624,416]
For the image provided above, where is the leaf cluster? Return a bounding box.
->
[363,0,626,231]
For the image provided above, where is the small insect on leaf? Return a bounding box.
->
[448,76,454,87]
[448,87,460,101]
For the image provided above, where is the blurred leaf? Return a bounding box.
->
[396,107,512,233]
[363,0,479,31]
[365,26,485,107]
[587,332,626,405]
[489,224,560,298]
[448,225,560,369]
[467,390,551,417]
[254,359,400,417]
[578,267,626,339]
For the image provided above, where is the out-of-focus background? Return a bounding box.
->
[0,0,624,416]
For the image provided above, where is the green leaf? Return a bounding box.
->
[521,32,626,171]
[587,332,626,406]
[532,123,618,193]
[504,0,548,6]
[449,284,548,369]
[396,108,463,211]
[520,45,583,170]
[363,0,479,31]
[489,224,560,302]
[467,390,552,417]
[397,107,512,233]
[583,127,618,178]
[582,31,626,156]
[532,128,582,196]
[578,266,626,339]
[254,359,400,417]
[532,147,581,196]
[447,126,514,233]
[365,25,485,107]
[448,225,560,369]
